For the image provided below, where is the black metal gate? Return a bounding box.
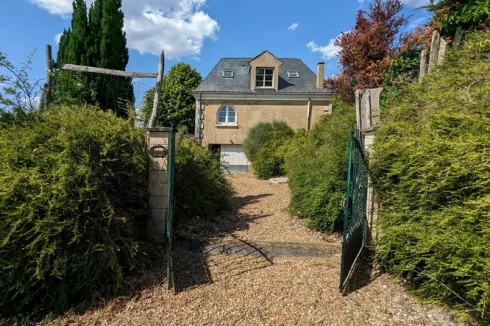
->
[340,131,368,292]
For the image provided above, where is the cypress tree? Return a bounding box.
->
[55,0,134,117]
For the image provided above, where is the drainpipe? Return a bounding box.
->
[306,98,312,130]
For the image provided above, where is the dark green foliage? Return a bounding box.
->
[142,63,202,131]
[425,0,490,34]
[0,105,147,319]
[174,137,231,222]
[384,47,422,86]
[54,0,134,116]
[371,30,490,321]
[285,103,356,232]
[243,121,294,179]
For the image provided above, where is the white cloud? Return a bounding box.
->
[408,16,429,29]
[31,0,219,59]
[402,0,431,7]
[307,37,340,60]
[358,0,365,3]
[29,0,92,16]
[54,32,62,44]
[287,23,299,31]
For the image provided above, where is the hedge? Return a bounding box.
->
[370,30,490,321]
[285,102,356,232]
[0,106,147,320]
[174,137,232,222]
[243,121,294,179]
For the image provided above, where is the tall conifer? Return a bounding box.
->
[55,0,134,116]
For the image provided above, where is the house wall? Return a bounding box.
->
[201,99,331,146]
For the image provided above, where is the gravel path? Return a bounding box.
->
[52,174,466,325]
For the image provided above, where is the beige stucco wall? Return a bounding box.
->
[201,100,331,146]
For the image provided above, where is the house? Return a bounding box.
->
[192,50,335,172]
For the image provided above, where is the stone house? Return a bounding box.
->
[192,50,335,172]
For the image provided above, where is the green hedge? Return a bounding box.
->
[371,30,490,321]
[0,106,147,319]
[285,102,356,232]
[243,121,294,179]
[174,137,231,221]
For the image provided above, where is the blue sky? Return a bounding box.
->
[1,0,430,101]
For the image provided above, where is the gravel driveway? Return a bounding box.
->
[52,174,466,325]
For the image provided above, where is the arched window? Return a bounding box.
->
[217,106,237,125]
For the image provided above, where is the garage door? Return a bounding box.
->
[221,145,250,173]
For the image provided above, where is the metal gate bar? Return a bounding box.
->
[340,131,368,292]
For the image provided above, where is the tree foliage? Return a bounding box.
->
[174,137,231,222]
[54,0,134,116]
[371,30,490,322]
[326,0,408,102]
[242,121,295,179]
[0,105,147,320]
[0,51,42,126]
[142,63,202,131]
[285,102,356,232]
[425,0,490,35]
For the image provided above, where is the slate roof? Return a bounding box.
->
[193,57,334,94]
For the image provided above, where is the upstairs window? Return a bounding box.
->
[217,106,237,125]
[255,68,273,88]
[287,70,299,78]
[222,70,234,78]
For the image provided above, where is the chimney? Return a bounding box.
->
[316,62,325,89]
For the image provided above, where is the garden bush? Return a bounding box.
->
[285,102,356,232]
[243,121,294,179]
[370,30,490,321]
[174,137,231,222]
[0,105,147,320]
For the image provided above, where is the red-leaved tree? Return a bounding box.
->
[327,0,408,103]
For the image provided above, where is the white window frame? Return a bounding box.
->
[255,68,274,88]
[216,106,237,126]
[287,70,299,78]
[222,70,234,78]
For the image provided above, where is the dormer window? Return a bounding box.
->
[255,68,273,88]
[222,70,234,78]
[287,70,299,78]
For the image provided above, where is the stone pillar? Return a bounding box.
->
[146,127,172,242]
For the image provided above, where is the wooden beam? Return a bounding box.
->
[428,30,441,73]
[453,27,463,50]
[148,50,164,128]
[55,63,158,78]
[419,49,428,83]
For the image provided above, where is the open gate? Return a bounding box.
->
[340,131,368,292]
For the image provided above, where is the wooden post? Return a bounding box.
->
[148,51,164,128]
[419,49,428,83]
[453,27,463,50]
[428,30,441,73]
[41,44,54,108]
[438,37,447,65]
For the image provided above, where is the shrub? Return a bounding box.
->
[371,30,490,321]
[174,137,231,222]
[243,121,294,179]
[285,102,356,232]
[0,105,147,319]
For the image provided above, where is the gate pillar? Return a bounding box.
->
[146,127,172,242]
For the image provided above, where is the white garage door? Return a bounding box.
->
[221,145,250,173]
